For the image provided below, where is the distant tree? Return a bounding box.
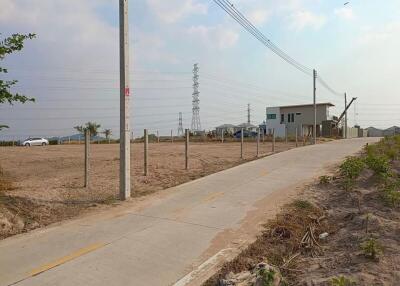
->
[74,122,101,137]
[103,129,112,139]
[1,33,36,130]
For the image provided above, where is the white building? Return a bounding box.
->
[266,103,335,138]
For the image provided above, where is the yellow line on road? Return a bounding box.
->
[29,242,106,277]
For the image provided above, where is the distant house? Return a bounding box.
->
[215,124,236,136]
[266,103,335,137]
[234,122,258,133]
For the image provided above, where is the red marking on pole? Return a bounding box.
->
[125,87,130,97]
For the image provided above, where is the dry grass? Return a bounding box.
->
[203,199,329,285]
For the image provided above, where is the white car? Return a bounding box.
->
[22,137,49,146]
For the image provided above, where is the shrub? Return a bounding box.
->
[331,276,356,286]
[381,179,400,207]
[365,154,390,176]
[340,157,365,180]
[360,237,383,259]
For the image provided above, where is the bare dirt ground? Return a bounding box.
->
[0,140,300,239]
[205,137,400,286]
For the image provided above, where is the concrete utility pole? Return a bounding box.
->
[313,69,317,145]
[144,129,148,176]
[119,0,131,200]
[185,129,189,170]
[84,129,90,188]
[241,128,244,159]
[344,93,348,139]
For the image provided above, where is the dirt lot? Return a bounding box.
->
[205,137,400,286]
[0,140,300,239]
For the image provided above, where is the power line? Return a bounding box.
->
[212,0,344,97]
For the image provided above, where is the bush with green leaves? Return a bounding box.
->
[257,268,276,286]
[381,179,400,207]
[340,157,365,179]
[331,276,356,286]
[365,154,391,177]
[360,237,383,259]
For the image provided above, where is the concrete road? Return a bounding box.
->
[0,138,379,286]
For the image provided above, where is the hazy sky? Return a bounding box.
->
[1,0,400,139]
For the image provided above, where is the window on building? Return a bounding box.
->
[296,112,301,115]
[267,114,276,120]
[291,113,295,122]
[287,114,290,122]
[281,114,284,123]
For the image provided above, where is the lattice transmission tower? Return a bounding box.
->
[178,112,184,136]
[191,63,201,132]
[247,103,251,124]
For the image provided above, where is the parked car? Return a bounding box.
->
[233,130,258,138]
[22,137,49,146]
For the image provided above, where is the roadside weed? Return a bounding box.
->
[330,276,356,286]
[360,237,383,259]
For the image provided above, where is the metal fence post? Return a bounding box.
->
[257,127,260,157]
[241,128,244,159]
[84,129,90,188]
[185,129,189,170]
[144,129,148,176]
[272,128,275,153]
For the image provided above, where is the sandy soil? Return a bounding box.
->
[0,140,299,238]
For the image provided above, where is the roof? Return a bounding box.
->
[269,103,335,109]
[215,124,236,129]
[236,122,257,128]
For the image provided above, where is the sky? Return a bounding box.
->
[1,0,400,139]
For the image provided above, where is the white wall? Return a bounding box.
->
[266,107,286,137]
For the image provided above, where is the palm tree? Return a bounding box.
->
[74,122,101,138]
[103,129,112,144]
[0,125,9,131]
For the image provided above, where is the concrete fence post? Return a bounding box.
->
[241,128,244,159]
[157,130,160,143]
[84,129,90,188]
[144,129,148,176]
[272,128,275,153]
[185,129,189,170]
[257,127,260,157]
[295,127,298,147]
